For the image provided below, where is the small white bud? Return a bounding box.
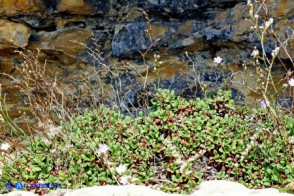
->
[271,47,280,58]
[264,18,274,30]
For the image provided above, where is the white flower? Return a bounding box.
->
[240,155,245,161]
[289,136,294,144]
[188,157,194,162]
[50,149,56,154]
[116,164,127,174]
[289,78,294,87]
[37,121,44,128]
[260,99,270,108]
[214,56,222,64]
[180,162,188,174]
[1,143,10,151]
[264,18,274,30]
[48,124,60,136]
[64,144,74,150]
[105,161,114,166]
[283,83,288,87]
[248,2,253,17]
[251,48,259,58]
[96,144,109,156]
[0,114,4,122]
[249,9,253,17]
[154,54,160,59]
[109,167,115,172]
[120,176,131,185]
[42,138,51,145]
[271,47,280,57]
[260,101,266,108]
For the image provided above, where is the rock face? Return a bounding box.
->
[0,0,44,16]
[2,181,293,196]
[0,1,293,118]
[0,0,292,65]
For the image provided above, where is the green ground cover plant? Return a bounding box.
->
[0,89,293,194]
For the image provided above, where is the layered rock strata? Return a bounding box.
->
[0,0,293,121]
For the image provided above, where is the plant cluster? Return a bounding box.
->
[244,0,294,116]
[0,89,293,194]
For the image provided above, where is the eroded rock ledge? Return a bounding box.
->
[2,181,292,196]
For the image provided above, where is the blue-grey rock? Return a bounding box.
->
[138,0,207,14]
[278,96,293,109]
[200,71,223,83]
[42,0,60,11]
[112,23,151,57]
[85,0,110,14]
